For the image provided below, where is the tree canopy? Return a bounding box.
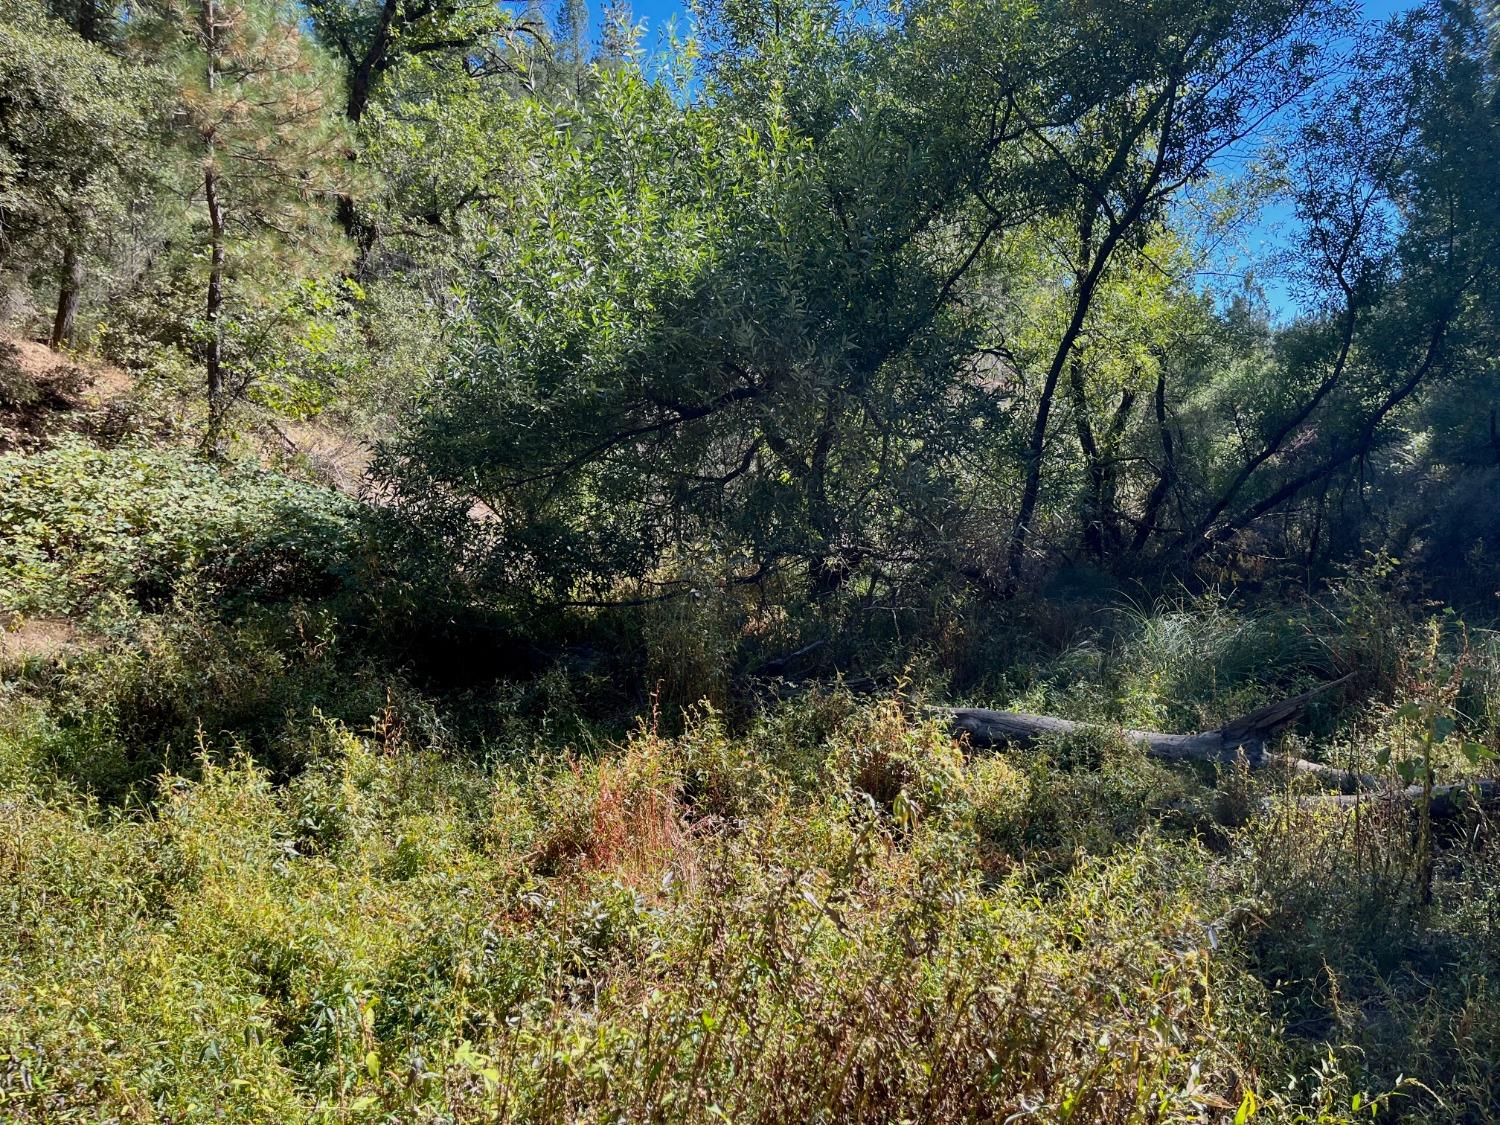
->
[0,0,1496,612]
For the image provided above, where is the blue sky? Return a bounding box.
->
[593,0,1423,47]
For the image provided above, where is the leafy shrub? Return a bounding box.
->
[0,338,36,409]
[640,579,742,719]
[6,604,1500,1120]
[824,698,968,828]
[0,720,1388,1123]
[5,599,389,800]
[1007,728,1214,875]
[0,437,359,616]
[663,703,780,822]
[962,753,1030,874]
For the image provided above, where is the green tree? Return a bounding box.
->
[991,0,1349,585]
[306,0,530,125]
[1171,2,1499,573]
[304,0,536,245]
[156,0,351,446]
[0,0,160,347]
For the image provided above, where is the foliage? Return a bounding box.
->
[0,0,161,275]
[0,437,358,616]
[5,620,1500,1120]
[4,0,1500,1119]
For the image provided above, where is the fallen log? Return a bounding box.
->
[950,677,1500,817]
[950,676,1352,769]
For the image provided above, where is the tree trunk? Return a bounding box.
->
[1006,219,1098,586]
[335,66,373,246]
[1070,359,1136,562]
[1178,303,1358,560]
[950,677,1352,768]
[948,678,1500,818]
[49,237,83,351]
[50,0,101,352]
[1068,355,1105,558]
[332,0,395,248]
[204,163,226,446]
[200,0,227,452]
[1310,779,1500,819]
[1131,365,1177,555]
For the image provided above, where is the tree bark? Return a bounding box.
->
[950,677,1351,768]
[49,237,83,351]
[204,164,225,423]
[201,0,227,452]
[949,678,1500,818]
[1130,365,1176,554]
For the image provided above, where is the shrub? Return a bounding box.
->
[0,437,359,617]
[824,698,968,828]
[1003,727,1214,876]
[7,604,1497,1121]
[9,600,384,800]
[962,753,1030,874]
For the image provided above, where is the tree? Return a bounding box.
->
[1166,2,1499,572]
[988,0,1349,586]
[379,0,1499,620]
[39,0,140,348]
[0,0,159,347]
[157,0,351,446]
[306,0,529,125]
[378,0,1037,611]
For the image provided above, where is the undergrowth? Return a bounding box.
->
[4,456,1500,1121]
[3,658,1499,1121]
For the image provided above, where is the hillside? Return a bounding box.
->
[3,0,1500,1118]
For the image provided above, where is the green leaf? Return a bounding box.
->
[1393,702,1423,723]
[1460,740,1496,765]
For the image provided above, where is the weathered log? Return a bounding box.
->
[950,676,1352,769]
[950,677,1500,817]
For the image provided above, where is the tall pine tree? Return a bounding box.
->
[158,0,350,446]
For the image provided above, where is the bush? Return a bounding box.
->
[962,753,1030,874]
[0,721,1350,1123]
[6,594,1499,1120]
[0,437,359,617]
[824,698,968,828]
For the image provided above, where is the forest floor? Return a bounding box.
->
[0,332,369,491]
[0,334,126,450]
[2,337,1500,1123]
